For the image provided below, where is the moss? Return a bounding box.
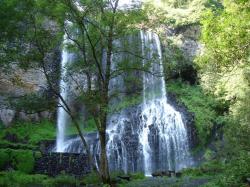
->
[0,120,56,146]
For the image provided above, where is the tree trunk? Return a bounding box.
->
[99,129,110,184]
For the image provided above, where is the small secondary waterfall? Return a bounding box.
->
[56,33,74,152]
[55,30,193,174]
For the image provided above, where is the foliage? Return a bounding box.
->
[167,80,226,145]
[0,0,65,69]
[0,120,56,146]
[8,93,56,114]
[143,0,213,28]
[82,171,101,185]
[0,149,34,173]
[182,160,224,177]
[0,150,9,170]
[197,0,250,151]
[182,151,250,187]
[0,171,79,187]
[191,0,250,186]
[129,172,145,180]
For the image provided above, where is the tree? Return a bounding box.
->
[0,0,95,173]
[0,0,152,184]
[62,0,148,183]
[197,0,250,151]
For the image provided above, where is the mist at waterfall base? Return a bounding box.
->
[55,31,193,175]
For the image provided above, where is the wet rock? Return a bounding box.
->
[152,171,171,177]
[175,172,182,178]
[117,175,130,181]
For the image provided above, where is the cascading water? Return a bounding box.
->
[55,29,193,173]
[56,33,74,152]
[139,31,192,174]
[104,31,193,174]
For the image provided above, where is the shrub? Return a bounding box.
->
[167,80,226,146]
[0,149,9,170]
[0,171,48,187]
[0,120,56,146]
[0,149,35,174]
[13,149,35,174]
[129,172,145,180]
[82,172,101,185]
[0,171,81,187]
[52,175,79,186]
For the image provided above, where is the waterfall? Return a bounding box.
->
[56,33,74,152]
[55,30,193,174]
[139,31,192,174]
[105,31,193,174]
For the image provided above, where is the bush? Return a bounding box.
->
[0,171,48,187]
[182,160,224,177]
[82,172,101,185]
[0,149,35,174]
[167,80,226,146]
[0,120,56,146]
[13,150,35,174]
[0,150,9,170]
[129,172,145,180]
[0,171,80,187]
[52,175,79,186]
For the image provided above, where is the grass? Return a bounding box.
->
[0,171,80,187]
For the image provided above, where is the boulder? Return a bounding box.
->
[0,109,16,127]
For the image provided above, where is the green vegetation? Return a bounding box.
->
[0,149,34,173]
[0,171,80,187]
[167,80,226,146]
[143,0,221,28]
[0,120,56,146]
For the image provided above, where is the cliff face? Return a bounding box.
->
[172,24,203,60]
[162,23,203,84]
[0,66,50,126]
[0,24,202,127]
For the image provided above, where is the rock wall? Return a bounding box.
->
[0,48,61,126]
[34,152,90,177]
[165,24,203,60]
[162,23,203,84]
[0,67,48,126]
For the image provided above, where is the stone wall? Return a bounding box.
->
[34,152,90,177]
